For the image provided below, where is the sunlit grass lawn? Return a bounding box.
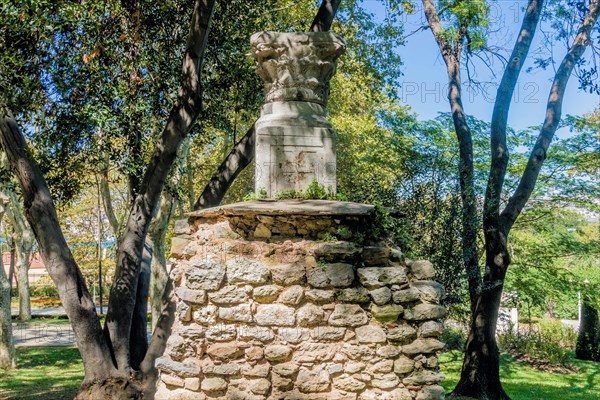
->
[440,351,600,400]
[0,347,83,400]
[2,347,599,400]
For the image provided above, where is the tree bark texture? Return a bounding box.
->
[310,0,341,32]
[3,190,34,321]
[129,239,152,370]
[104,0,215,371]
[451,2,545,398]
[0,108,117,383]
[194,123,255,210]
[422,0,482,314]
[149,193,175,328]
[0,205,17,369]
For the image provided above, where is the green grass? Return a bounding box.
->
[12,316,72,326]
[2,347,599,400]
[440,351,600,400]
[0,347,83,400]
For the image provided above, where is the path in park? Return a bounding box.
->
[12,306,151,347]
[12,322,76,347]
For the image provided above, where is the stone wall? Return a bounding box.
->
[156,201,446,400]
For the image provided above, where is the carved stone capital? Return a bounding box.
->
[250,31,346,106]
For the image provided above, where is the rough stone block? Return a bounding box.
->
[402,370,445,386]
[394,355,415,374]
[238,326,275,342]
[310,326,346,341]
[307,262,355,288]
[218,304,253,322]
[409,260,436,280]
[333,375,366,392]
[278,327,311,343]
[328,304,368,327]
[416,384,446,400]
[253,285,283,303]
[355,324,387,343]
[203,364,242,376]
[313,242,360,262]
[206,325,237,342]
[296,368,331,393]
[337,287,370,303]
[271,263,307,285]
[392,287,421,303]
[265,345,293,362]
[371,304,403,322]
[206,342,245,360]
[227,257,271,285]
[369,287,392,305]
[402,338,445,355]
[412,280,445,304]
[357,267,407,288]
[201,377,228,394]
[155,356,200,377]
[185,259,225,291]
[403,304,447,321]
[208,286,248,305]
[255,304,296,326]
[176,288,206,304]
[171,237,194,258]
[418,321,444,338]
[305,289,334,303]
[297,303,324,326]
[278,285,305,305]
[386,324,417,343]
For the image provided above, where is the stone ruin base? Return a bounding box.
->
[156,200,446,400]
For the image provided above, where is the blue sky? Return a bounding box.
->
[362,0,600,131]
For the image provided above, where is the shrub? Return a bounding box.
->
[499,319,577,370]
[31,285,60,299]
[440,326,467,351]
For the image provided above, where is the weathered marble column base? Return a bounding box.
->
[255,102,336,197]
[157,200,446,400]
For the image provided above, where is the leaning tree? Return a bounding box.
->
[0,0,347,397]
[420,0,600,398]
[1,0,216,396]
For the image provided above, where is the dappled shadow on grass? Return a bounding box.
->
[0,347,83,400]
[440,350,600,400]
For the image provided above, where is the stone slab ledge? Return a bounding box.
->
[188,200,375,219]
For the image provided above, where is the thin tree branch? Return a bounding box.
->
[310,0,342,32]
[484,0,543,229]
[501,0,600,231]
[193,123,255,210]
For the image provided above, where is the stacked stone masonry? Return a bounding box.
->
[158,201,446,400]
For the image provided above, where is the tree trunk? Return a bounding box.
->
[576,296,600,361]
[1,189,35,321]
[104,0,215,370]
[451,227,511,400]
[0,206,16,369]
[0,260,16,369]
[130,239,152,370]
[194,123,255,210]
[149,193,175,328]
[310,0,341,32]
[14,240,32,321]
[0,108,117,383]
[421,0,482,314]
